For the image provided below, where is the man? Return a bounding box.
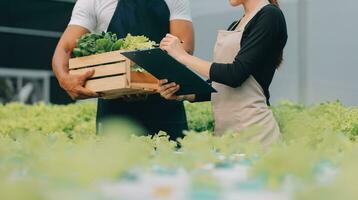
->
[52,0,194,140]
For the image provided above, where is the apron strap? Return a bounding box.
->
[233,1,270,31]
[229,20,242,31]
[99,0,187,139]
[107,0,170,43]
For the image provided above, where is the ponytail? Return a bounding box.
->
[269,0,282,67]
[269,0,279,7]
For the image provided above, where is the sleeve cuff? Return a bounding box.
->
[193,79,212,102]
[169,16,192,22]
[68,21,94,33]
[209,62,221,83]
[194,93,211,102]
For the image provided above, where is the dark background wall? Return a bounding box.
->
[0,0,76,104]
[0,0,74,70]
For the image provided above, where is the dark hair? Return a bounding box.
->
[269,0,283,67]
[276,51,283,68]
[269,0,279,7]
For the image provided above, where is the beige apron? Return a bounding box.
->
[211,1,281,147]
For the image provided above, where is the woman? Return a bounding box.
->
[159,0,288,147]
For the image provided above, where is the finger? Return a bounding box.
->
[159,82,177,92]
[160,37,172,45]
[161,86,176,97]
[166,33,176,38]
[159,86,175,94]
[77,87,98,98]
[166,34,181,43]
[161,46,169,52]
[161,38,172,43]
[72,93,91,100]
[160,39,167,47]
[160,37,166,43]
[162,85,180,97]
[158,79,168,85]
[162,38,175,45]
[176,95,185,101]
[160,41,171,49]
[159,82,176,91]
[80,69,95,81]
[168,85,180,96]
[163,87,180,100]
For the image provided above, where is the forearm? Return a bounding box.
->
[180,32,194,55]
[52,25,89,85]
[52,47,72,85]
[180,55,214,102]
[178,54,212,79]
[169,20,195,55]
[176,30,194,55]
[182,42,194,55]
[178,55,213,102]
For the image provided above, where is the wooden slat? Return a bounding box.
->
[102,89,147,99]
[130,72,159,91]
[69,62,127,79]
[125,60,131,88]
[85,75,127,92]
[131,83,159,91]
[102,89,141,99]
[102,88,138,95]
[103,90,155,100]
[69,50,127,70]
[131,72,159,84]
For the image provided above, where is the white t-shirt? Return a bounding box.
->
[69,0,192,33]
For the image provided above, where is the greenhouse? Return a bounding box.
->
[1,0,358,200]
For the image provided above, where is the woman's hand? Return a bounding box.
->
[160,34,188,62]
[160,34,212,78]
[158,79,185,101]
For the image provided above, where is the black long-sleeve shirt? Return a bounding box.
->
[196,4,288,105]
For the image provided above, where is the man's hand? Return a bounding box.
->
[158,79,196,102]
[59,70,98,100]
[157,19,195,102]
[52,25,97,100]
[158,79,182,101]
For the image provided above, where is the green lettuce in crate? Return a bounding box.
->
[72,32,154,57]
[72,32,155,72]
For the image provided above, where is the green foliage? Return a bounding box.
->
[72,32,154,58]
[0,102,96,138]
[72,32,154,72]
[120,34,155,50]
[1,101,358,199]
[273,101,358,141]
[184,102,214,132]
[252,101,358,189]
[295,146,358,200]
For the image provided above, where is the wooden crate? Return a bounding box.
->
[69,50,159,99]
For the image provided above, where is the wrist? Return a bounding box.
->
[178,53,190,64]
[58,73,70,88]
